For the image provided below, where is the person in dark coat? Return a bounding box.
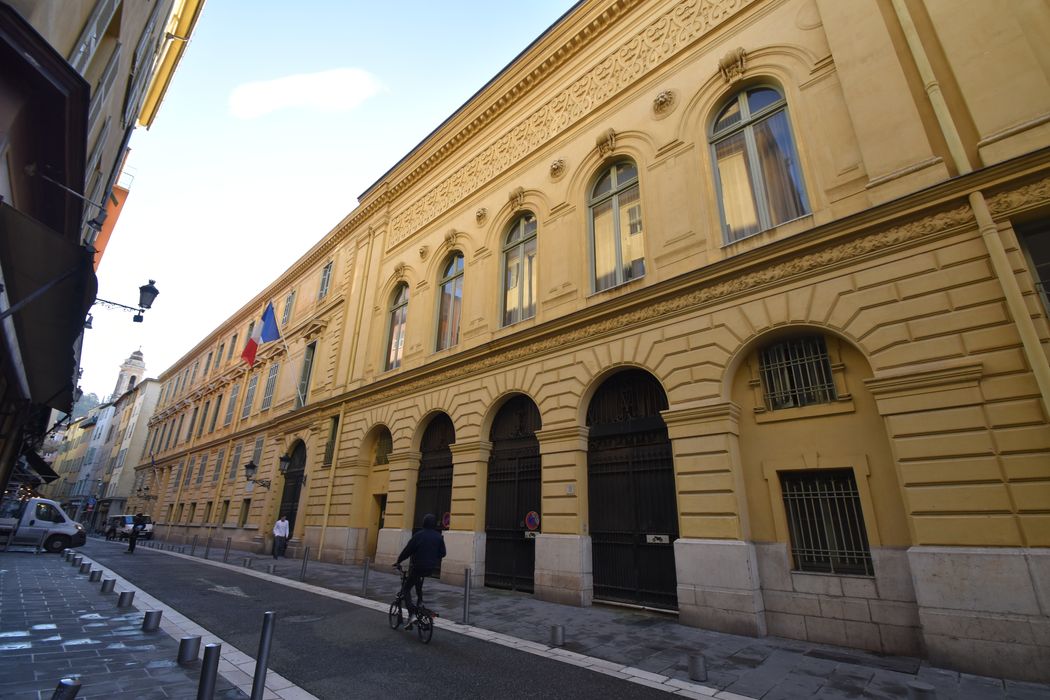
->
[125,513,146,553]
[394,513,446,624]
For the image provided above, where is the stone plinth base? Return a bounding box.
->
[534,533,592,606]
[909,546,1050,683]
[676,538,766,637]
[301,526,367,563]
[375,528,411,567]
[442,530,485,586]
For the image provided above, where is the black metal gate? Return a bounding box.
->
[485,395,541,592]
[414,414,454,533]
[279,441,307,533]
[587,370,678,610]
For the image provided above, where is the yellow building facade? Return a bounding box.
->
[135,0,1050,681]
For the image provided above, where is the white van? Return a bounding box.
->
[0,496,86,552]
[105,514,154,540]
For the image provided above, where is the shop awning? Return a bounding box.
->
[0,203,97,412]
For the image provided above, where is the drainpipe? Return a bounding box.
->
[891,0,1050,419]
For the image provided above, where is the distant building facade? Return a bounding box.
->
[133,0,1050,681]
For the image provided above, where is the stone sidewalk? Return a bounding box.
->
[0,545,315,700]
[123,534,1050,700]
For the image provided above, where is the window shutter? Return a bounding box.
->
[69,0,121,75]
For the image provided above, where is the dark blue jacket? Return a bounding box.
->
[396,513,446,571]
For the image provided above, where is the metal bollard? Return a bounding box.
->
[550,624,564,647]
[79,562,91,574]
[463,568,472,624]
[63,550,73,561]
[89,570,101,583]
[36,531,47,554]
[223,537,231,562]
[100,579,116,594]
[190,535,198,557]
[688,653,707,682]
[361,557,370,594]
[117,590,135,608]
[907,681,937,699]
[142,610,163,632]
[299,547,310,582]
[177,635,201,665]
[72,555,83,566]
[197,643,222,700]
[249,612,276,700]
[243,557,253,569]
[50,676,82,700]
[267,564,275,574]
[203,537,212,560]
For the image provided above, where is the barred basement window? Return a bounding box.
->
[780,469,873,576]
[759,335,836,410]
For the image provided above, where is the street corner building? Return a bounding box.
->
[0,0,204,496]
[132,0,1050,683]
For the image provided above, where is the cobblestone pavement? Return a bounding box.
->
[112,534,1050,700]
[0,548,249,699]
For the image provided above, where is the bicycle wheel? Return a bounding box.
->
[388,599,403,629]
[416,611,433,644]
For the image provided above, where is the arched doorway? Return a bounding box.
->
[414,414,454,533]
[279,440,307,534]
[587,369,678,610]
[485,395,541,592]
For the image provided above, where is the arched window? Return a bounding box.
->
[710,86,809,243]
[386,283,409,371]
[436,252,464,351]
[502,213,537,326]
[590,160,644,292]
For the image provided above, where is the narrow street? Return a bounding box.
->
[79,541,670,699]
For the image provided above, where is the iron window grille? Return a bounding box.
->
[780,469,873,576]
[759,335,836,411]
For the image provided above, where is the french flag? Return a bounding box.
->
[241,302,281,367]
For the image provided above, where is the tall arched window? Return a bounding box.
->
[710,86,809,243]
[502,213,537,326]
[386,283,409,371]
[436,252,464,351]
[590,160,644,292]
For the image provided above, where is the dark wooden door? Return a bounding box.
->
[414,414,454,532]
[485,395,541,592]
[279,441,307,533]
[587,370,678,610]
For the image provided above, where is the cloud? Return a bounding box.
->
[228,68,383,119]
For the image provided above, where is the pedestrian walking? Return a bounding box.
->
[272,515,289,559]
[125,513,146,553]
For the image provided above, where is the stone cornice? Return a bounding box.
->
[384,0,759,252]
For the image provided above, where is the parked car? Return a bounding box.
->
[105,514,154,540]
[0,496,87,552]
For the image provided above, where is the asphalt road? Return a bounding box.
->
[80,541,668,699]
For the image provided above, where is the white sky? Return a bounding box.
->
[81,1,577,400]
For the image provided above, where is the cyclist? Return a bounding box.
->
[394,513,446,628]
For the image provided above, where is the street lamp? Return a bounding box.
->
[92,280,160,324]
[243,461,271,490]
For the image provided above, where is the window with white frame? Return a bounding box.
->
[386,283,409,371]
[241,374,259,419]
[318,261,333,300]
[296,344,315,409]
[780,469,873,576]
[502,213,538,326]
[436,252,464,351]
[590,160,644,292]
[710,86,809,243]
[282,290,296,326]
[261,363,280,410]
